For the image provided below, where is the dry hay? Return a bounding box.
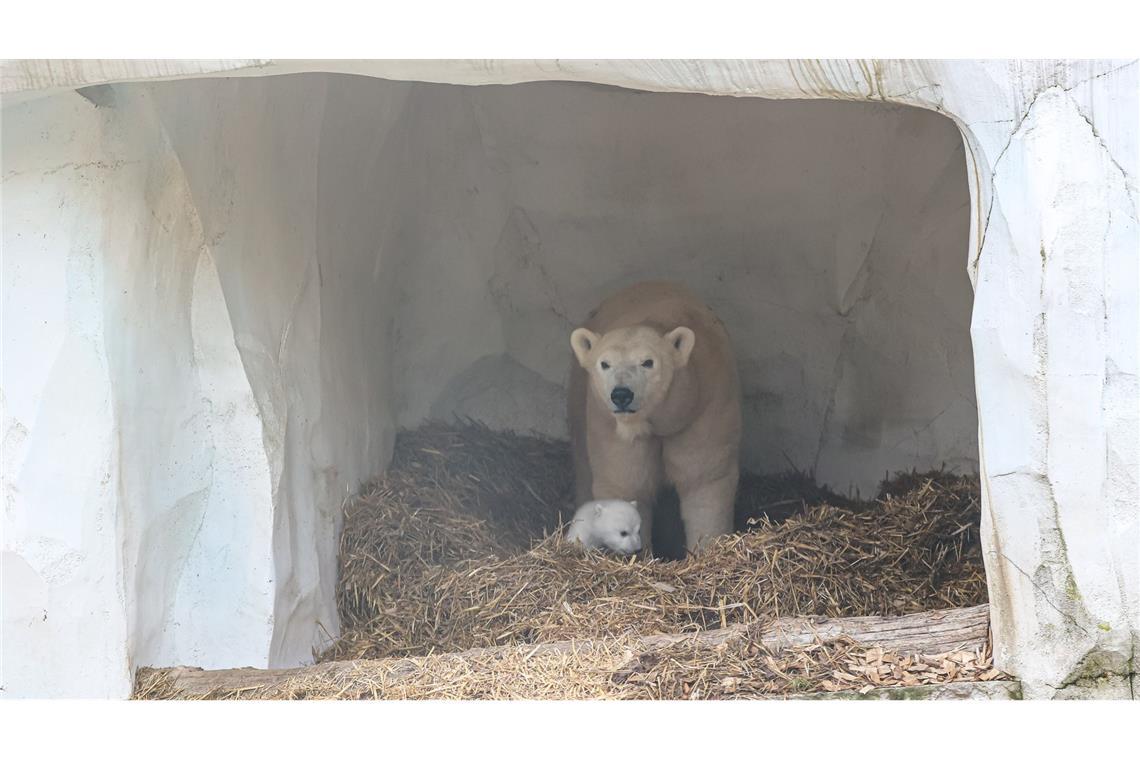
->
[615,635,1003,701]
[325,421,986,664]
[135,633,1003,701]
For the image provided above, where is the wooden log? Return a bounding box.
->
[617,602,993,654]
[137,604,991,699]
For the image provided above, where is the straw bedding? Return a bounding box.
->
[322,421,987,666]
[135,633,1002,701]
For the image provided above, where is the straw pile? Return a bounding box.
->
[323,421,986,663]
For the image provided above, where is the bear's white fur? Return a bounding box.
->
[568,281,742,554]
[565,499,643,555]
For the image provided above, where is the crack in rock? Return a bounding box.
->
[1061,59,1138,93]
[1070,104,1139,218]
[977,88,1048,261]
[997,551,1091,636]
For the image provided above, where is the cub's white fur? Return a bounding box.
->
[565,499,643,555]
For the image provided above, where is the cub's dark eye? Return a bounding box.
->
[620,530,628,537]
[600,361,610,370]
[642,359,654,368]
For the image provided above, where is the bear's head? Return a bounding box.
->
[570,324,695,418]
[590,499,642,555]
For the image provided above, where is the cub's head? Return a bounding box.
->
[570,324,695,418]
[590,500,642,555]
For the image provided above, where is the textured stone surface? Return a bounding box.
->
[1,88,274,697]
[2,59,1136,698]
[386,82,976,496]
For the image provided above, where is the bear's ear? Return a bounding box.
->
[665,326,696,368]
[628,500,637,508]
[570,328,601,368]
[593,503,605,517]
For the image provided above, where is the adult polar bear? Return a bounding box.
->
[568,281,742,555]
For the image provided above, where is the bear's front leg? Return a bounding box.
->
[675,468,737,553]
[589,434,662,555]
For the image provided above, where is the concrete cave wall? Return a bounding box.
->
[2,59,1136,699]
[2,76,410,695]
[393,79,977,494]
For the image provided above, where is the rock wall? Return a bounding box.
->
[1,88,274,696]
[145,73,410,671]
[2,59,1136,698]
[1,75,409,694]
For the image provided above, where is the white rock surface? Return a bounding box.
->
[2,59,1136,698]
[1,88,275,697]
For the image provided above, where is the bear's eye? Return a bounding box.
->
[600,361,610,370]
[620,530,628,537]
[642,359,654,368]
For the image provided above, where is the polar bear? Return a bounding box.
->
[565,499,643,555]
[568,281,742,555]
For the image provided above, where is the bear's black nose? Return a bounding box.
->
[611,386,634,410]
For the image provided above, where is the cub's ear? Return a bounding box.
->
[664,326,696,368]
[628,500,638,508]
[570,328,601,368]
[593,503,605,517]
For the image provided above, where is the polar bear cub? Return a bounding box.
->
[565,499,643,555]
